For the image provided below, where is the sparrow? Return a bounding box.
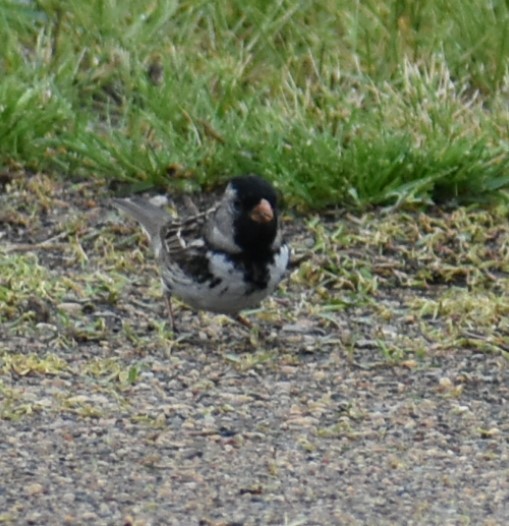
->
[112,175,290,330]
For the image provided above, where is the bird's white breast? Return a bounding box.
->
[164,245,289,314]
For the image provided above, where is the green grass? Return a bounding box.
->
[2,0,509,208]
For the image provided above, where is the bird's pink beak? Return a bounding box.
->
[249,199,274,224]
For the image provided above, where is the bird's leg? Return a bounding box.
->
[231,313,264,347]
[232,314,253,329]
[165,293,178,334]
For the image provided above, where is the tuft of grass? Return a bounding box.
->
[1,352,68,376]
[0,253,62,321]
[2,0,509,207]
[82,357,143,386]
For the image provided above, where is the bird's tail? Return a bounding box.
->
[112,198,171,255]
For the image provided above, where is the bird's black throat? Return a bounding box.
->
[233,214,278,260]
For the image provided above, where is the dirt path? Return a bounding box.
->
[1,173,507,525]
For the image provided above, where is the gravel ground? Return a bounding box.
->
[1,173,508,525]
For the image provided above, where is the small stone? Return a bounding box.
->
[57,302,83,315]
[26,483,44,496]
[480,427,500,438]
[438,377,453,391]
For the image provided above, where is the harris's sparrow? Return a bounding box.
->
[113,175,290,329]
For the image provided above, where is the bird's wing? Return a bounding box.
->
[159,208,219,284]
[161,211,210,254]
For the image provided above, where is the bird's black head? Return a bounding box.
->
[227,175,280,256]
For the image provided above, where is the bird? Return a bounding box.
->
[112,174,290,331]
